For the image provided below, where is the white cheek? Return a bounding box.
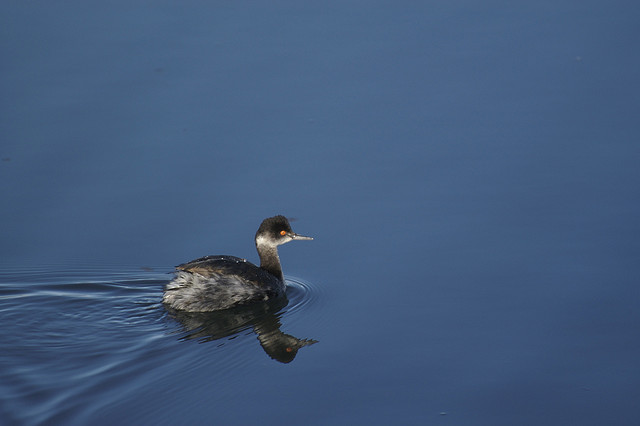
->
[255,235,270,246]
[256,234,289,247]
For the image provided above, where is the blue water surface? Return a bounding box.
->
[1,1,639,425]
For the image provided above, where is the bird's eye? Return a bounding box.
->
[280,230,287,236]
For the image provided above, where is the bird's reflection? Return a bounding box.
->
[166,297,317,363]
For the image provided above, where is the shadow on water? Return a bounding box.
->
[165,296,317,363]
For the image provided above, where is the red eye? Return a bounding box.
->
[280,230,287,236]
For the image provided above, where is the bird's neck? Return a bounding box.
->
[257,243,283,280]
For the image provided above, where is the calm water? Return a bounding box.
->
[2,1,639,425]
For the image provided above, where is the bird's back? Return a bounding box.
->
[163,255,284,312]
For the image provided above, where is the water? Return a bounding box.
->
[2,1,639,425]
[0,267,322,424]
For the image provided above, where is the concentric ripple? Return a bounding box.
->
[284,275,324,316]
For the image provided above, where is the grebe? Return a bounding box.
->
[162,215,312,312]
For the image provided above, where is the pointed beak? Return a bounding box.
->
[290,232,313,241]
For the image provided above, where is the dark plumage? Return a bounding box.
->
[163,216,312,312]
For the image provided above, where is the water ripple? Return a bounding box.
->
[0,266,321,424]
[284,275,324,315]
